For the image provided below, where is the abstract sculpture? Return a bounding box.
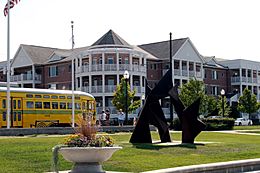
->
[130,69,206,144]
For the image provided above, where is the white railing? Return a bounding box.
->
[91,86,103,93]
[10,73,41,83]
[104,64,117,71]
[119,64,131,71]
[174,69,180,76]
[231,76,240,83]
[189,71,195,77]
[104,85,117,93]
[196,71,202,78]
[91,64,102,71]
[182,70,188,77]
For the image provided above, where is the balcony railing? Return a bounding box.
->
[104,85,117,93]
[91,86,102,93]
[79,64,145,73]
[10,73,41,83]
[104,64,117,71]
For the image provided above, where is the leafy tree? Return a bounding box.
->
[217,95,231,117]
[112,78,141,113]
[238,88,260,119]
[179,78,216,115]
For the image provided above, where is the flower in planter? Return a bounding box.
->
[52,116,115,172]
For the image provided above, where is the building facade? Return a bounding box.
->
[1,30,260,117]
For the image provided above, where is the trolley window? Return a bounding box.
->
[18,112,21,121]
[52,102,58,109]
[13,100,16,109]
[26,101,34,109]
[75,96,80,100]
[75,103,81,110]
[51,95,58,99]
[35,95,42,98]
[67,96,72,99]
[26,94,33,98]
[13,112,17,121]
[2,99,6,108]
[60,102,66,109]
[18,100,21,109]
[43,95,50,99]
[67,102,72,109]
[43,102,50,109]
[35,102,42,109]
[3,112,6,121]
[59,96,65,99]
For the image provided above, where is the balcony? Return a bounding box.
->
[81,85,144,94]
[79,64,145,73]
[10,73,41,84]
[104,85,117,93]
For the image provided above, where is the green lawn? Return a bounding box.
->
[0,131,260,173]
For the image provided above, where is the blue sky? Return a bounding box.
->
[0,0,260,62]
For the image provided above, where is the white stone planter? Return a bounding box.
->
[59,147,122,173]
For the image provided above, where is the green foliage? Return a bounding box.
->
[203,117,235,130]
[112,78,141,113]
[179,78,216,115]
[217,95,231,117]
[238,88,260,118]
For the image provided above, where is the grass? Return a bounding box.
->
[0,130,260,173]
[233,125,260,130]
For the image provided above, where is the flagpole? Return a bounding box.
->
[71,21,75,127]
[6,0,11,129]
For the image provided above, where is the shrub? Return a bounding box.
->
[203,117,235,131]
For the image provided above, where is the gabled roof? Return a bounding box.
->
[138,38,188,60]
[20,44,59,64]
[91,29,130,46]
[203,56,228,69]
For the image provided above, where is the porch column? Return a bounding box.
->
[32,65,35,88]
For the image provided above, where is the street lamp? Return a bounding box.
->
[220,89,225,117]
[124,70,129,125]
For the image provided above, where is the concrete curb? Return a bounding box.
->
[142,158,260,173]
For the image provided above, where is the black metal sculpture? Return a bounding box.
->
[130,70,173,143]
[168,86,206,143]
[130,69,206,144]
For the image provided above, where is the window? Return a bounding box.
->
[67,102,72,109]
[108,57,114,64]
[60,102,66,109]
[13,100,16,109]
[51,95,58,99]
[35,95,42,98]
[59,96,65,99]
[49,66,58,77]
[2,99,6,108]
[26,101,34,109]
[108,79,114,85]
[212,70,218,80]
[99,58,102,64]
[125,58,129,64]
[17,100,21,109]
[43,102,50,109]
[3,112,6,121]
[43,95,50,99]
[18,112,21,121]
[52,102,58,109]
[26,94,33,98]
[13,112,16,121]
[75,103,81,110]
[211,86,218,95]
[35,102,42,109]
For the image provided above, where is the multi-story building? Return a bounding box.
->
[1,29,260,118]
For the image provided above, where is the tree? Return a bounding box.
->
[179,78,216,115]
[238,88,260,119]
[217,95,231,117]
[112,78,141,113]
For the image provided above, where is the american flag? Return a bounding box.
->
[4,0,20,16]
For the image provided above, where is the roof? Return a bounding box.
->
[91,29,130,47]
[203,56,228,69]
[138,38,188,60]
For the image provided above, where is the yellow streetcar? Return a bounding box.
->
[0,87,96,128]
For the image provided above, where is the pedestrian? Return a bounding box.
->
[99,110,106,126]
[105,109,110,126]
[118,109,125,126]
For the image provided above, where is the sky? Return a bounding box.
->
[0,0,260,62]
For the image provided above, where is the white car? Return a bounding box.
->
[234,118,253,126]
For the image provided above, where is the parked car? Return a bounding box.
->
[234,118,253,126]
